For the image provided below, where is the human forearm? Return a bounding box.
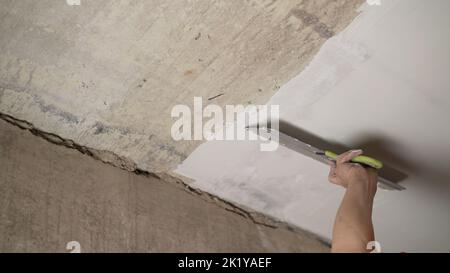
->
[332,174,377,252]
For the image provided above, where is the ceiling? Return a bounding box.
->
[0,0,362,172]
[177,0,450,252]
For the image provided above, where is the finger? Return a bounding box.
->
[337,149,363,164]
[328,161,338,184]
[367,166,378,176]
[328,174,339,185]
[336,150,354,164]
[327,159,336,167]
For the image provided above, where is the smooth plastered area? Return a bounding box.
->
[177,0,450,252]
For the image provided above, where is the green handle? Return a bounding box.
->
[324,150,383,169]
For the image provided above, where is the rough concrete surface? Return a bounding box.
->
[0,0,363,172]
[0,117,329,252]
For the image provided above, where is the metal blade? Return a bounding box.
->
[248,126,405,191]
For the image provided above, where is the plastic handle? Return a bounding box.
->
[324,151,383,169]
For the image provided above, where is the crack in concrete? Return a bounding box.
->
[0,111,329,242]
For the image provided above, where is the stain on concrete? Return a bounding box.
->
[184,69,194,76]
[92,121,130,135]
[32,95,80,124]
[289,9,335,38]
[157,143,187,161]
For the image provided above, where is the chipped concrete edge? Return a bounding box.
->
[0,111,331,248]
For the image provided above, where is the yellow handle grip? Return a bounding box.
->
[324,150,383,169]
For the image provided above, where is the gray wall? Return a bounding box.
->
[0,117,328,252]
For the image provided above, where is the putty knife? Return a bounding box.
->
[248,126,405,191]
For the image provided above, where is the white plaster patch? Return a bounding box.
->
[177,0,450,252]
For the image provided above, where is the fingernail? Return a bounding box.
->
[352,149,363,153]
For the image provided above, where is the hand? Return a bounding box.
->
[328,150,378,194]
[329,150,378,253]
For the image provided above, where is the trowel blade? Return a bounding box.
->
[247,126,405,191]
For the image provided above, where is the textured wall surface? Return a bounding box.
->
[0,118,329,252]
[0,0,363,172]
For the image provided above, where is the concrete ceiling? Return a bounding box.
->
[176,0,450,252]
[4,0,448,253]
[0,0,362,172]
